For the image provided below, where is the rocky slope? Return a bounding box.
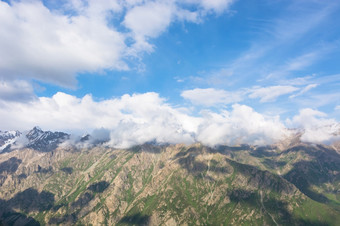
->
[0,140,339,225]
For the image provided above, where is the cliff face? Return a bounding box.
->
[0,143,339,225]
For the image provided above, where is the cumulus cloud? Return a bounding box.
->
[124,2,174,38]
[0,0,234,88]
[0,0,127,87]
[286,108,340,143]
[123,1,176,54]
[181,88,243,106]
[196,104,290,146]
[249,85,299,102]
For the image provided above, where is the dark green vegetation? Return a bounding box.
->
[0,142,339,225]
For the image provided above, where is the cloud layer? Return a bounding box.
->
[1,92,338,148]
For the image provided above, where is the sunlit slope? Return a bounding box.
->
[0,143,339,225]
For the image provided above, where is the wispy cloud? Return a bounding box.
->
[289,84,318,98]
[217,1,340,85]
[291,92,340,109]
[265,41,339,80]
[248,86,298,103]
[181,88,243,106]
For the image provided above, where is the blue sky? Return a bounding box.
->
[0,0,339,147]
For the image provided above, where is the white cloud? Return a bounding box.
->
[0,0,127,87]
[200,0,234,14]
[123,1,176,54]
[181,88,243,106]
[123,1,201,55]
[196,104,290,146]
[286,108,340,143]
[124,2,174,38]
[249,86,299,102]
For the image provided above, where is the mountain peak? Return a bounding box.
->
[32,126,42,132]
[25,127,69,152]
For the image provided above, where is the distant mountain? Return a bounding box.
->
[25,127,69,152]
[0,127,69,153]
[0,130,21,152]
[80,134,91,142]
[0,139,339,225]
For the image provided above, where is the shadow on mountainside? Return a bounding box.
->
[0,157,22,174]
[50,180,110,224]
[0,188,55,226]
[60,166,73,174]
[224,143,340,207]
[228,188,330,226]
[119,213,150,226]
[0,157,23,186]
[1,180,111,225]
[250,145,281,158]
[172,144,340,208]
[87,181,110,193]
[9,188,55,212]
[128,143,163,154]
[173,146,296,195]
[226,159,296,194]
[216,144,252,153]
[282,144,340,205]
[283,160,335,204]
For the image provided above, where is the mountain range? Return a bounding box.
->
[0,127,69,153]
[0,127,339,225]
